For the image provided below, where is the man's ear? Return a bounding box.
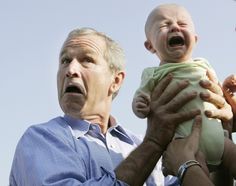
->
[144,40,156,53]
[109,71,125,96]
[195,35,198,43]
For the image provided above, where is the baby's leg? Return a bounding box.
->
[222,138,236,178]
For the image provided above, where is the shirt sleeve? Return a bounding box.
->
[165,176,180,186]
[9,125,129,186]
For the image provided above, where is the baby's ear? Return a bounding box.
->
[144,40,156,53]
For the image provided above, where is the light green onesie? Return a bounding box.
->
[134,58,224,165]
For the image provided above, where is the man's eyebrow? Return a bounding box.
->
[59,49,68,58]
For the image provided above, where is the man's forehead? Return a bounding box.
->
[61,35,105,55]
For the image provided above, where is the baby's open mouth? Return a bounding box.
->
[168,36,185,47]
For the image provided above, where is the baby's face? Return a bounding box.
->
[146,5,198,64]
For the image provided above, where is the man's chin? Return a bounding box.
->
[60,97,85,116]
[62,105,83,118]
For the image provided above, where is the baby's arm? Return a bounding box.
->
[132,93,150,118]
[133,67,157,118]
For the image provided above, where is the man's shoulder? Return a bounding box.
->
[10,117,76,184]
[25,116,66,134]
[19,116,72,146]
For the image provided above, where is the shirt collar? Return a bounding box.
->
[63,115,90,138]
[63,115,134,145]
[108,115,134,145]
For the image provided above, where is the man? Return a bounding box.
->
[10,28,233,185]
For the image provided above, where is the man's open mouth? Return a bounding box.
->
[65,85,84,94]
[168,36,185,47]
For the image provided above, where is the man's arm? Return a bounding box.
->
[183,166,213,186]
[10,124,127,186]
[162,115,214,186]
[116,73,233,186]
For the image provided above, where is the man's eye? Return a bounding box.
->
[61,57,71,64]
[82,57,93,63]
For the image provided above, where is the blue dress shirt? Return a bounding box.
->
[10,115,178,186]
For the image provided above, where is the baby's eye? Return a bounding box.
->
[160,24,167,28]
[179,22,187,27]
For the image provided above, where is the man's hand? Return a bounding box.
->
[162,115,208,176]
[144,74,200,150]
[223,74,236,120]
[223,74,236,93]
[200,70,233,133]
[223,74,236,132]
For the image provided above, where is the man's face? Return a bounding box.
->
[146,5,197,63]
[57,34,114,118]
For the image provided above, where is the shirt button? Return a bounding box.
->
[91,126,97,131]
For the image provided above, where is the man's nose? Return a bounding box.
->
[66,59,81,78]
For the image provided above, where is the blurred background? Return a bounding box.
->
[1,0,236,185]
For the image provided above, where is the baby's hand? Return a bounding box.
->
[223,74,236,93]
[132,94,150,118]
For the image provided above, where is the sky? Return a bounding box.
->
[0,0,236,185]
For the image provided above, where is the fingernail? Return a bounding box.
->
[195,115,202,123]
[200,80,210,87]
[202,79,209,84]
[205,110,212,117]
[196,109,201,115]
[200,92,210,99]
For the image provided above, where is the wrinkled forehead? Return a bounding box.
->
[60,34,106,56]
[145,4,195,38]
[159,5,192,20]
